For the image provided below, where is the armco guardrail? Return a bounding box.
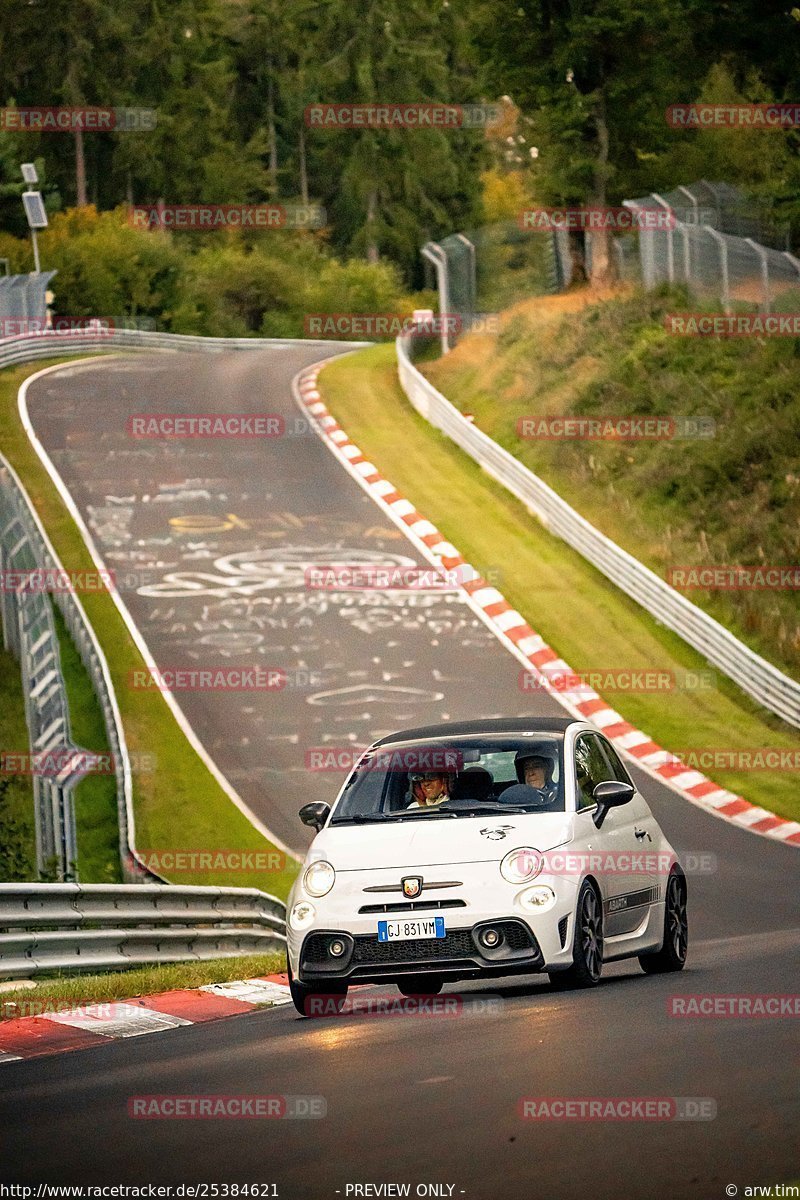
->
[0,325,369,370]
[0,883,286,977]
[0,452,159,883]
[396,331,800,730]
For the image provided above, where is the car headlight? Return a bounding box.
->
[518,884,556,911]
[289,901,316,931]
[303,860,335,897]
[500,846,543,884]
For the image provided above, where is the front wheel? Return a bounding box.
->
[639,868,688,974]
[396,975,443,997]
[548,881,604,990]
[287,960,348,1016]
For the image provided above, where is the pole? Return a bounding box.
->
[31,229,41,274]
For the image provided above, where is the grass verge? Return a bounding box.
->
[52,604,122,883]
[318,343,800,824]
[0,951,286,1016]
[0,637,36,879]
[0,358,297,898]
[425,286,800,680]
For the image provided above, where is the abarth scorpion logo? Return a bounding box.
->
[402,876,423,898]
[480,826,515,841]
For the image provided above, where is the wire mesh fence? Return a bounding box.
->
[624,181,800,312]
[424,181,800,336]
[424,224,572,350]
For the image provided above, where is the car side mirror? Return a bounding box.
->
[592,780,634,828]
[299,801,330,832]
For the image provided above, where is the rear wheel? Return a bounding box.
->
[287,960,349,1016]
[639,868,688,974]
[396,975,444,997]
[548,881,604,990]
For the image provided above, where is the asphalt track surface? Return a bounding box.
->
[2,346,798,1198]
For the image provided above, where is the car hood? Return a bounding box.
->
[310,812,574,871]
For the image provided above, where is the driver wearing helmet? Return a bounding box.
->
[407,770,453,808]
[513,750,559,807]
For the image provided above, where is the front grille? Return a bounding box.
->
[558,915,570,949]
[503,922,536,952]
[303,934,336,964]
[358,900,467,914]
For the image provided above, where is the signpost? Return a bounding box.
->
[20,164,47,273]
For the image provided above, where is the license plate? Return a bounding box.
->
[377,917,446,942]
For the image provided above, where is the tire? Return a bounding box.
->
[639,867,688,974]
[396,975,444,997]
[548,881,604,990]
[287,960,349,1016]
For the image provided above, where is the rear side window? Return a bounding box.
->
[574,733,615,810]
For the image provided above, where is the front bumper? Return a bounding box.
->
[297,917,547,985]
[287,860,582,983]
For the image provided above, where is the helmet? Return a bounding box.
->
[514,750,555,786]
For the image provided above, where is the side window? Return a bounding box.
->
[597,736,634,787]
[574,734,615,810]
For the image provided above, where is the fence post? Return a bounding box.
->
[706,228,731,312]
[455,233,477,319]
[421,242,451,355]
[745,237,771,313]
[782,250,800,284]
[651,193,675,283]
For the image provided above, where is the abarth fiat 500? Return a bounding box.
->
[286,717,688,1014]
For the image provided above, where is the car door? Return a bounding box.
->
[594,734,659,934]
[572,732,651,935]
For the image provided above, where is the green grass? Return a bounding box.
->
[318,343,800,824]
[425,286,800,681]
[0,633,37,879]
[0,359,298,899]
[52,604,122,883]
[0,951,286,1016]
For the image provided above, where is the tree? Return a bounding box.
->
[307,0,484,278]
[473,0,701,286]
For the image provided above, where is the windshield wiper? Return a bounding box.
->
[439,801,529,816]
[332,809,459,825]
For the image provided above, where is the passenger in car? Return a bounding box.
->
[514,752,560,806]
[406,770,454,808]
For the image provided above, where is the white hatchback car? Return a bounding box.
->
[286,717,688,1014]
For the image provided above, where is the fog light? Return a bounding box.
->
[480,927,502,948]
[329,938,346,957]
[519,885,556,912]
[289,901,316,931]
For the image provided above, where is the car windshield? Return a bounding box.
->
[330,734,566,824]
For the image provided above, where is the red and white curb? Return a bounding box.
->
[0,975,292,1062]
[295,363,800,850]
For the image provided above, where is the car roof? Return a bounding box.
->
[373,717,577,747]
